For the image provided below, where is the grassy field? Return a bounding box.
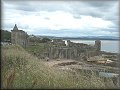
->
[1,45,117,89]
[25,43,49,59]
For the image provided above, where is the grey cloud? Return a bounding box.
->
[85,0,116,8]
[68,0,118,29]
[34,27,119,37]
[2,0,119,37]
[3,1,70,12]
[99,28,118,33]
[3,0,118,21]
[70,1,118,18]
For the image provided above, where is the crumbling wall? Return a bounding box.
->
[52,39,66,46]
[95,40,101,51]
[44,39,101,61]
[46,46,77,59]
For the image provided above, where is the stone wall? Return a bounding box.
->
[52,39,66,46]
[95,40,101,51]
[45,40,101,60]
[46,46,77,59]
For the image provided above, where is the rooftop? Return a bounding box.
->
[13,24,18,30]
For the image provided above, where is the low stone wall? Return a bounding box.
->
[46,46,100,61]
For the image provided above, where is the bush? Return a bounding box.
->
[41,38,51,43]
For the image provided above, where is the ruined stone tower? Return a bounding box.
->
[95,40,101,51]
[11,24,28,47]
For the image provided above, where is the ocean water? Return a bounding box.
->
[64,40,119,53]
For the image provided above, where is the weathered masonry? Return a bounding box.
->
[44,39,101,60]
[11,24,29,47]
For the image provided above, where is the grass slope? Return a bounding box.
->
[1,45,116,89]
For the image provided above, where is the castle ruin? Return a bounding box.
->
[10,24,101,61]
[44,39,101,61]
[11,24,29,47]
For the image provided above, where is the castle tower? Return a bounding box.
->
[67,40,71,47]
[11,24,28,47]
[95,40,101,51]
[13,24,18,30]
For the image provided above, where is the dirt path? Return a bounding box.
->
[43,59,119,73]
[44,59,79,67]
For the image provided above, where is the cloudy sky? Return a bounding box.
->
[2,0,119,37]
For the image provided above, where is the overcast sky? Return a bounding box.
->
[2,0,119,37]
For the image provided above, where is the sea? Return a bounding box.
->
[64,40,119,53]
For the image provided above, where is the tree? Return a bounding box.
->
[29,35,42,43]
[1,30,11,42]
[41,38,51,43]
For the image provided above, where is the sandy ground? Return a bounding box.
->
[43,59,119,73]
[44,59,79,67]
[43,59,98,71]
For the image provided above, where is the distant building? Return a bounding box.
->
[11,24,29,47]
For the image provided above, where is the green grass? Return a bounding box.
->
[25,43,46,53]
[25,43,49,59]
[1,45,118,89]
